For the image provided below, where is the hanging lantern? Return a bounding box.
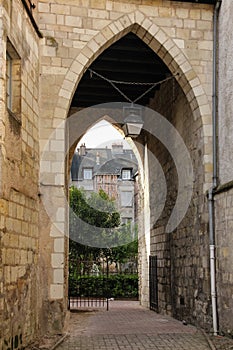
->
[122,105,143,138]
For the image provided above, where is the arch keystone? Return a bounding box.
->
[135,10,145,25]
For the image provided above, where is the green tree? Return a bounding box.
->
[69,186,137,264]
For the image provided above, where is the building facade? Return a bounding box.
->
[70,143,138,224]
[1,0,233,349]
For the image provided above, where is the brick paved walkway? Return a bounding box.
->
[58,301,213,350]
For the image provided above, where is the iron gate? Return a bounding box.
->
[149,255,158,311]
[69,258,109,310]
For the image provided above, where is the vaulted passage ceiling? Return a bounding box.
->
[71,33,171,108]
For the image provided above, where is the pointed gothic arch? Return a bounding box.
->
[56,12,210,129]
[39,9,214,318]
[54,10,212,187]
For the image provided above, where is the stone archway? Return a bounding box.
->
[39,9,213,332]
[54,11,212,188]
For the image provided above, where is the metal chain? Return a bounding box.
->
[89,69,132,102]
[108,79,132,103]
[134,83,158,104]
[88,69,177,104]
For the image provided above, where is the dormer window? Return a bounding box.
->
[83,168,93,180]
[122,169,132,180]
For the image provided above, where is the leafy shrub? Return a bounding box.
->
[69,274,138,299]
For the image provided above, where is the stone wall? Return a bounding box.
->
[37,0,214,333]
[0,0,220,345]
[149,79,211,328]
[0,0,40,349]
[215,186,233,335]
[213,0,233,335]
[218,0,233,184]
[38,0,214,190]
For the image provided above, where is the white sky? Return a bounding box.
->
[77,120,131,149]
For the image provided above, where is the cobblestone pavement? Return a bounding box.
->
[57,301,213,350]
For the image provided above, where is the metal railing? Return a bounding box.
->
[149,255,158,312]
[69,258,109,310]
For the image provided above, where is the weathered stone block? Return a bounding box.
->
[65,15,82,27]
[51,4,70,15]
[53,269,64,284]
[51,253,64,268]
[50,284,64,299]
[54,238,64,253]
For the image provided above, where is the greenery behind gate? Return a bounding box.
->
[69,274,138,299]
[69,187,138,299]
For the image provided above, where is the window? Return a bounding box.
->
[122,169,132,180]
[6,40,21,121]
[6,53,12,110]
[121,191,133,207]
[83,168,93,180]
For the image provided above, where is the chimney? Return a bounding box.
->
[96,152,100,165]
[79,143,86,156]
[112,142,123,154]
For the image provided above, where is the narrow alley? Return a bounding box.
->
[58,301,213,350]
